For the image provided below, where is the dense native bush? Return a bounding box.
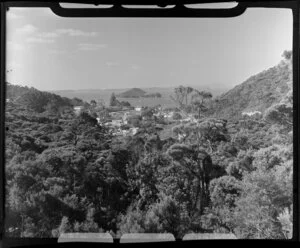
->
[5,54,293,239]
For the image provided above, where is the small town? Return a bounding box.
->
[73,93,200,138]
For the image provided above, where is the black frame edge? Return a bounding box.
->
[0,1,6,246]
[0,0,299,247]
[292,0,300,242]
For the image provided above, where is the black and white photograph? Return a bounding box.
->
[3,1,295,241]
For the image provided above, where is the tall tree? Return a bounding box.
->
[191,90,213,119]
[109,93,119,107]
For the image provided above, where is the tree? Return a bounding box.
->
[16,90,49,113]
[118,194,188,238]
[71,97,84,106]
[166,144,213,214]
[120,101,131,107]
[90,99,97,107]
[282,50,292,61]
[277,206,293,239]
[73,208,102,232]
[172,112,182,120]
[127,115,142,127]
[172,118,228,152]
[141,107,154,119]
[191,90,213,119]
[135,152,168,209]
[233,156,292,239]
[264,103,292,129]
[170,86,194,115]
[52,216,72,237]
[170,86,212,119]
[201,176,243,233]
[118,207,145,234]
[143,194,186,238]
[109,93,119,107]
[68,112,99,146]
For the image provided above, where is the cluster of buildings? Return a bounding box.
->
[73,103,193,137]
[241,110,262,118]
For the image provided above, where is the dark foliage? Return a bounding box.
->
[5,52,293,239]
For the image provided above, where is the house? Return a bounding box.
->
[163,112,174,118]
[74,106,84,115]
[135,106,142,112]
[122,130,130,136]
[242,110,262,117]
[122,112,130,124]
[130,127,139,135]
[123,111,141,124]
[111,119,123,127]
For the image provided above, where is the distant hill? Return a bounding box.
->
[6,83,32,99]
[49,55,292,116]
[210,58,292,119]
[117,88,147,98]
[51,86,230,108]
[6,83,77,113]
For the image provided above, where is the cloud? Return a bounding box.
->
[48,49,67,54]
[16,25,56,44]
[57,29,98,37]
[26,37,55,44]
[14,26,100,46]
[37,32,60,39]
[7,41,24,51]
[131,64,140,70]
[7,11,23,20]
[78,43,107,51]
[6,7,54,20]
[106,61,119,67]
[7,61,22,69]
[16,24,37,35]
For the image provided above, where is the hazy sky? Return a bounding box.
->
[6,5,292,91]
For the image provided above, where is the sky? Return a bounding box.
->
[6,5,293,91]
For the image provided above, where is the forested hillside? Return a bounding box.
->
[6,83,78,113]
[4,51,293,239]
[211,51,292,119]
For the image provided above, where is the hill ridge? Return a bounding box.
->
[211,59,292,119]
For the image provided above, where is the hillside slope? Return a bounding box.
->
[6,83,76,113]
[211,57,292,119]
[117,88,146,98]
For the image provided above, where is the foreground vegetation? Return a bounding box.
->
[4,51,293,239]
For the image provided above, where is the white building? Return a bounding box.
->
[74,106,84,115]
[242,110,262,117]
[111,119,123,127]
[163,112,174,118]
[135,106,142,112]
[131,127,139,135]
[123,112,130,125]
